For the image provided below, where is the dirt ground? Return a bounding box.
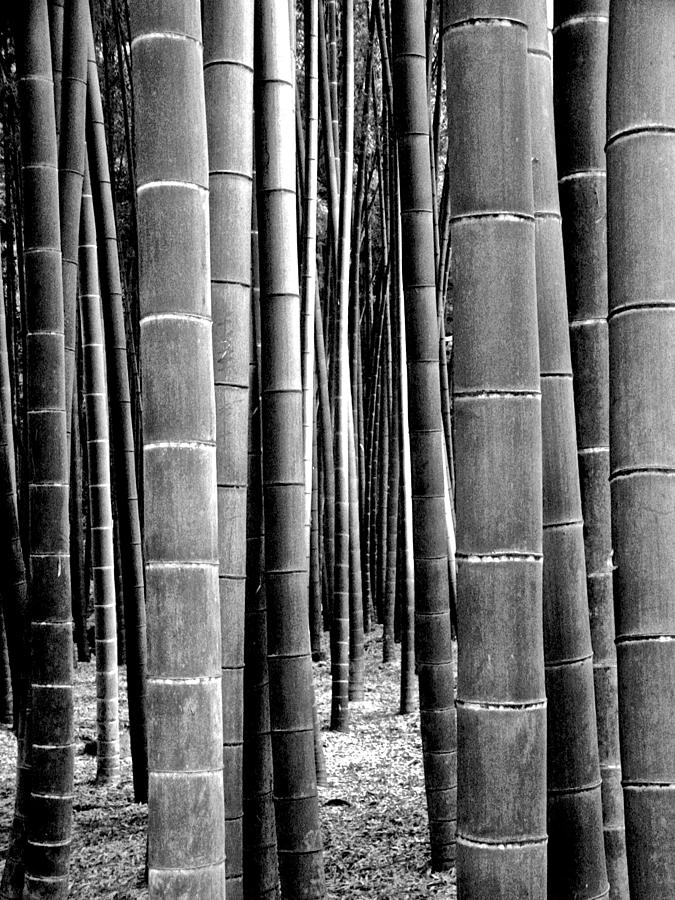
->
[0,628,457,898]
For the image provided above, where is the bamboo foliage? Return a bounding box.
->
[553,2,629,896]
[606,2,675,896]
[392,0,456,871]
[445,5,547,896]
[254,0,326,894]
[130,3,226,896]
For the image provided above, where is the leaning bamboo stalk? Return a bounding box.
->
[254,0,326,893]
[553,3,628,896]
[86,21,148,804]
[58,0,89,458]
[525,4,609,896]
[393,1,457,870]
[130,4,226,895]
[79,163,120,786]
[445,5,547,894]
[606,3,675,895]
[16,3,74,895]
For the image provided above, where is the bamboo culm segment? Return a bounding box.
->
[79,165,120,786]
[130,4,226,897]
[553,2,628,896]
[86,22,148,806]
[16,2,74,896]
[445,7,547,897]
[58,0,88,458]
[254,0,326,895]
[524,4,609,897]
[606,3,675,896]
[203,1,254,895]
[392,0,456,871]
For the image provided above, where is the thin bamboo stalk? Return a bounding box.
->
[553,3,628,896]
[79,163,120,786]
[393,1,456,870]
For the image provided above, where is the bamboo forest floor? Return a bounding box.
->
[0,627,457,898]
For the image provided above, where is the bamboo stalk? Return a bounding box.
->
[606,3,675,895]
[553,3,628,896]
[445,5,546,894]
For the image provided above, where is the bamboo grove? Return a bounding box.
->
[0,0,672,898]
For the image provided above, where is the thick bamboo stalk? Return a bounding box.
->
[48,0,64,131]
[445,5,546,895]
[606,3,675,896]
[525,5,609,898]
[553,3,628,897]
[242,166,280,900]
[130,4,226,896]
[16,3,74,896]
[254,0,326,893]
[203,3,254,894]
[79,164,120,786]
[86,32,148,803]
[393,1,456,871]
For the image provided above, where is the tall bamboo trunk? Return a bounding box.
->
[302,0,320,561]
[130,4,226,896]
[79,163,120,786]
[393,1,457,871]
[330,0,355,734]
[16,3,74,896]
[86,22,148,804]
[606,2,675,896]
[254,0,326,894]
[445,5,547,895]
[58,0,88,457]
[524,4,609,897]
[203,3,254,895]
[242,167,280,899]
[553,3,629,896]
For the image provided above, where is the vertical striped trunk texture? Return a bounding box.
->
[254,0,326,895]
[330,0,355,735]
[392,0,457,871]
[606,2,675,896]
[525,3,609,897]
[86,22,148,805]
[17,2,74,896]
[79,165,120,786]
[58,0,88,453]
[553,2,628,896]
[445,5,547,896]
[203,2,254,895]
[130,4,226,896]
[302,0,320,559]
